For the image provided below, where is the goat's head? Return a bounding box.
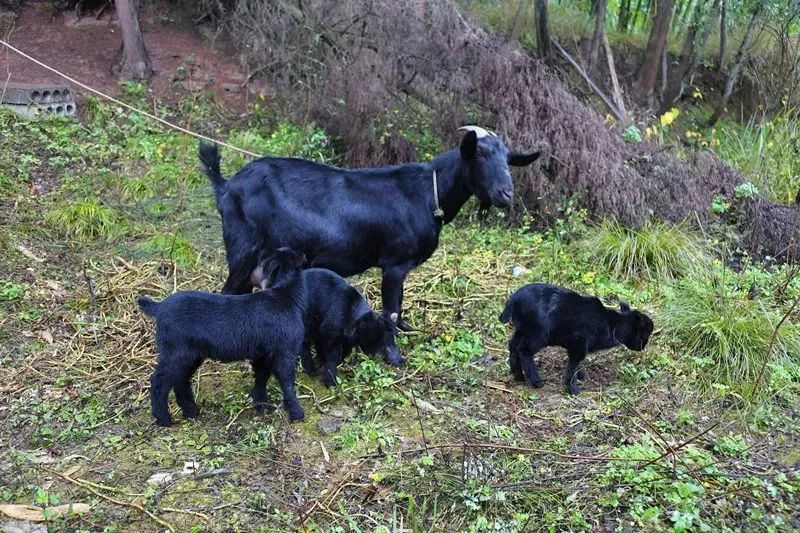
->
[348,312,404,366]
[617,302,654,351]
[458,126,540,208]
[255,247,306,290]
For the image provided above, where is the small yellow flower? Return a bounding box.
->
[660,108,680,127]
[692,88,703,100]
[581,271,596,285]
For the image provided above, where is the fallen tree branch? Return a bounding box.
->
[551,38,624,122]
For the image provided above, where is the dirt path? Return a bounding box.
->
[1,4,261,110]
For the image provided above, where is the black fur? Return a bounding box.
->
[138,248,308,426]
[500,283,654,395]
[199,133,539,331]
[294,268,402,386]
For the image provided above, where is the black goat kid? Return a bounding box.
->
[200,126,539,331]
[297,268,402,387]
[138,248,308,426]
[500,283,654,395]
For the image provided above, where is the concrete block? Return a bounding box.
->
[1,83,77,118]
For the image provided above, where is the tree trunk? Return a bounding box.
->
[535,0,552,61]
[709,2,765,126]
[716,0,727,72]
[510,0,530,43]
[638,0,676,102]
[116,0,152,81]
[660,0,716,113]
[588,0,607,73]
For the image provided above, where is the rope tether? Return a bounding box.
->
[1,39,449,211]
[0,39,263,158]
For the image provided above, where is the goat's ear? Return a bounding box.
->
[508,151,541,166]
[620,301,631,313]
[460,130,478,160]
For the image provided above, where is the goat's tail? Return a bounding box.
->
[199,142,226,195]
[499,299,515,324]
[137,296,160,317]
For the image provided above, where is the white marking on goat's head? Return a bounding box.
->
[458,125,492,139]
[457,126,540,209]
[390,312,398,324]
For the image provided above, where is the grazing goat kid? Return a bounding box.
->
[138,248,308,426]
[200,126,540,331]
[296,268,402,386]
[500,283,654,395]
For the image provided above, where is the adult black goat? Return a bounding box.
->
[200,126,540,330]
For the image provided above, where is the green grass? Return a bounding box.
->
[580,218,708,281]
[713,108,800,204]
[2,94,800,532]
[45,197,126,242]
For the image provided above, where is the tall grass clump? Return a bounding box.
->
[46,198,125,242]
[580,219,707,280]
[664,281,800,395]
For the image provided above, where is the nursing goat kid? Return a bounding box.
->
[500,283,654,395]
[200,126,539,331]
[138,248,308,426]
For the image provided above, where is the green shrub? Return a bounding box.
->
[46,198,125,241]
[663,281,800,393]
[581,219,707,280]
[224,122,335,172]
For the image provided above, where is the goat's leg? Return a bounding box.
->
[565,343,588,395]
[320,340,344,387]
[274,354,304,422]
[508,332,525,382]
[174,358,202,420]
[518,335,545,389]
[149,363,173,427]
[381,264,413,331]
[250,357,273,412]
[300,336,316,375]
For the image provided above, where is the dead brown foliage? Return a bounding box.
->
[200,0,747,228]
[740,197,800,261]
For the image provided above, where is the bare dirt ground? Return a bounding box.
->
[1,4,262,110]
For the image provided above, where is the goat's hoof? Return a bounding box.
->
[181,405,200,419]
[530,379,544,389]
[576,370,586,380]
[154,416,172,427]
[396,319,414,332]
[252,401,272,413]
[567,385,581,396]
[322,376,337,388]
[289,408,305,422]
[386,356,405,367]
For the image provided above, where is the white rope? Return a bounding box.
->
[432,169,444,219]
[0,39,263,158]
